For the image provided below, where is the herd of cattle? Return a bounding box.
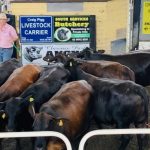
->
[0,48,150,150]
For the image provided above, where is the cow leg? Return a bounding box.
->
[70,139,80,150]
[136,134,144,150]
[31,137,35,150]
[16,138,21,150]
[0,139,2,150]
[117,123,131,150]
[135,123,147,150]
[118,135,131,150]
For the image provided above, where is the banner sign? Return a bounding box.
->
[54,16,90,42]
[142,2,150,34]
[21,43,89,65]
[20,16,53,43]
[20,15,96,65]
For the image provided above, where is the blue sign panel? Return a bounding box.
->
[20,16,53,43]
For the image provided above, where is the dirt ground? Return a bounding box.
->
[1,86,150,150]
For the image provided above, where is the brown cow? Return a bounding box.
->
[0,64,42,102]
[47,137,66,150]
[47,53,135,81]
[32,80,93,150]
[80,60,135,81]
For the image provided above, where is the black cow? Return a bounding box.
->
[79,49,150,86]
[75,47,105,58]
[0,66,70,132]
[66,59,149,150]
[0,58,21,86]
[43,51,54,64]
[0,110,8,131]
[33,80,93,150]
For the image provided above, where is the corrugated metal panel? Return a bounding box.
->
[11,0,111,3]
[47,3,83,12]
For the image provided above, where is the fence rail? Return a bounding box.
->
[1,129,150,150]
[0,131,72,150]
[78,128,150,150]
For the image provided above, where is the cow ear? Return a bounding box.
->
[0,102,6,110]
[28,102,36,119]
[24,95,36,118]
[28,97,35,103]
[56,118,69,127]
[22,95,34,104]
[26,47,29,52]
[65,58,75,68]
[0,110,7,120]
[19,95,34,106]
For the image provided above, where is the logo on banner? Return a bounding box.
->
[20,15,95,66]
[54,27,71,42]
[54,16,91,43]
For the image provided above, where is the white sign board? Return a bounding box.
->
[139,42,150,50]
[21,43,89,65]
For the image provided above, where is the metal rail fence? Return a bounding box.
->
[0,129,150,150]
[78,128,150,150]
[0,131,72,150]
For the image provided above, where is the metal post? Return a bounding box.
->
[126,0,134,52]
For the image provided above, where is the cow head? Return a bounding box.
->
[57,29,69,41]
[49,67,70,84]
[77,47,93,59]
[33,112,68,150]
[47,137,66,150]
[65,58,82,69]
[0,96,34,131]
[43,51,54,63]
[45,52,69,64]
[64,59,83,81]
[24,46,42,62]
[0,97,22,131]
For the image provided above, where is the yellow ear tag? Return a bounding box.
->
[2,113,6,119]
[29,97,34,103]
[58,120,63,127]
[70,62,72,67]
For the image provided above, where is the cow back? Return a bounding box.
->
[0,64,42,101]
[41,80,93,138]
[0,58,21,86]
[20,66,70,112]
[80,60,135,81]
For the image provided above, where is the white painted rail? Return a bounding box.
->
[1,129,150,150]
[0,131,72,150]
[79,128,150,150]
